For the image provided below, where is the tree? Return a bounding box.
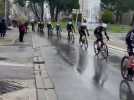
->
[15,0,79,21]
[14,0,26,7]
[47,0,79,21]
[102,10,113,23]
[15,0,46,21]
[101,0,133,23]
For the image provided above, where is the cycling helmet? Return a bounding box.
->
[48,21,51,24]
[102,23,107,28]
[68,21,72,24]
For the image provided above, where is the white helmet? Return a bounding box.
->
[102,23,107,28]
[68,21,72,24]
[48,21,51,24]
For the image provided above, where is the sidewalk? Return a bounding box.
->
[0,28,36,100]
[32,32,57,100]
[0,28,19,46]
[0,28,58,100]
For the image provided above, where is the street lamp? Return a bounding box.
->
[5,0,7,20]
[82,0,84,22]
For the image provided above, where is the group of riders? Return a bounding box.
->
[37,18,134,57]
[27,17,134,80]
[44,18,134,80]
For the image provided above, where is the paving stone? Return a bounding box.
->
[35,72,44,89]
[37,89,46,100]
[43,78,54,89]
[1,88,36,100]
[45,89,57,100]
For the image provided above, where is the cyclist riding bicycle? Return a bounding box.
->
[39,22,44,33]
[56,23,62,38]
[47,22,53,36]
[125,29,134,78]
[94,23,109,50]
[66,20,75,40]
[79,19,89,43]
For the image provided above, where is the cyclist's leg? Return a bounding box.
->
[48,28,50,36]
[127,46,134,79]
[96,38,102,51]
[56,30,58,37]
[128,46,133,56]
[68,30,70,39]
[83,33,86,40]
[79,32,82,43]
[100,38,104,48]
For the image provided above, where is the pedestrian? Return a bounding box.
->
[18,22,26,42]
[0,19,7,38]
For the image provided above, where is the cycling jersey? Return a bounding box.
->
[67,22,74,31]
[47,23,53,29]
[126,29,134,56]
[79,23,88,35]
[94,26,109,40]
[56,24,61,31]
[78,22,89,43]
[94,26,109,49]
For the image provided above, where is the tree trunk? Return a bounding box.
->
[40,2,44,21]
[119,14,122,24]
[115,11,122,24]
[31,4,40,20]
[49,6,54,20]
[49,1,55,21]
[131,14,134,26]
[55,7,59,21]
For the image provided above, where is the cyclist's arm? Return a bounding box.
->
[104,29,109,40]
[86,26,89,36]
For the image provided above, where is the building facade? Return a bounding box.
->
[79,0,101,23]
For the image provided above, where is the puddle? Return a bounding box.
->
[0,81,23,95]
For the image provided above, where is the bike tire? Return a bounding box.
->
[94,41,99,55]
[70,34,75,44]
[120,80,132,100]
[121,56,129,80]
[84,38,88,50]
[101,44,109,59]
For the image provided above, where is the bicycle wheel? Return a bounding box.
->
[84,38,88,50]
[71,34,75,44]
[121,56,129,80]
[101,44,109,59]
[58,31,62,40]
[120,80,132,100]
[94,41,99,55]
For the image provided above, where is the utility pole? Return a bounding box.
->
[82,0,84,22]
[5,0,7,20]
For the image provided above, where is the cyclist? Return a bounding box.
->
[56,23,62,38]
[94,23,109,51]
[37,21,41,32]
[47,21,53,37]
[79,19,89,43]
[66,20,75,40]
[40,22,44,33]
[125,29,134,79]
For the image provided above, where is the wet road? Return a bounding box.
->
[33,32,134,100]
